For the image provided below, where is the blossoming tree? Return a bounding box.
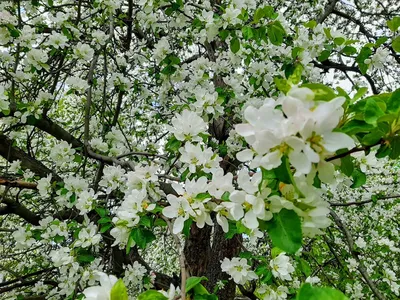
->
[0,0,399,299]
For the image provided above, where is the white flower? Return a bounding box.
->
[66,76,89,92]
[220,257,258,285]
[76,189,97,214]
[0,85,9,111]
[153,37,171,63]
[354,237,367,248]
[46,32,68,49]
[179,142,207,173]
[160,284,181,300]
[25,49,48,70]
[222,5,241,27]
[257,285,289,300]
[99,165,126,194]
[49,141,76,166]
[305,276,321,285]
[168,110,207,142]
[37,174,52,197]
[8,160,21,173]
[208,168,234,199]
[49,247,74,267]
[74,42,94,60]
[270,253,295,281]
[83,272,118,300]
[163,195,195,234]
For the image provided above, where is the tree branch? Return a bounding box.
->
[330,210,386,300]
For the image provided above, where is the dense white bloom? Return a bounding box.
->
[74,42,94,60]
[49,141,75,166]
[221,257,258,284]
[37,174,52,197]
[25,49,48,70]
[235,87,354,177]
[66,76,89,91]
[49,247,74,267]
[123,261,147,287]
[12,227,36,249]
[163,195,195,234]
[168,110,207,142]
[208,168,234,199]
[83,272,118,300]
[270,253,295,281]
[8,160,21,173]
[154,37,171,63]
[0,85,9,111]
[355,237,367,248]
[99,165,126,194]
[257,285,289,300]
[46,32,68,49]
[75,222,101,248]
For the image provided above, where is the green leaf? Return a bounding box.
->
[317,50,331,62]
[356,47,372,74]
[340,155,354,177]
[98,217,112,224]
[361,129,384,146]
[300,83,336,101]
[183,218,192,237]
[387,16,400,32]
[386,88,400,113]
[100,223,112,233]
[76,249,95,263]
[304,20,317,29]
[130,228,156,249]
[221,191,230,201]
[350,169,366,188]
[95,207,107,218]
[299,258,312,277]
[110,279,128,300]
[288,64,303,85]
[342,46,357,56]
[392,36,400,52]
[274,77,291,94]
[138,290,168,300]
[241,26,254,40]
[139,215,152,228]
[389,136,400,159]
[186,276,208,293]
[274,156,291,184]
[297,283,348,300]
[340,120,374,135]
[353,87,368,101]
[154,218,167,227]
[266,209,302,254]
[230,37,240,53]
[334,37,345,46]
[219,30,230,41]
[195,192,211,200]
[165,136,182,152]
[364,98,385,124]
[253,8,265,23]
[268,21,285,45]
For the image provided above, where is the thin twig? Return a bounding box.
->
[162,216,187,300]
[330,210,386,300]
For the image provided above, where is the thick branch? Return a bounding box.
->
[0,198,41,225]
[0,134,61,181]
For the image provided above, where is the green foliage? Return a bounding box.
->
[296,283,348,300]
[110,279,128,300]
[138,290,168,300]
[266,209,302,254]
